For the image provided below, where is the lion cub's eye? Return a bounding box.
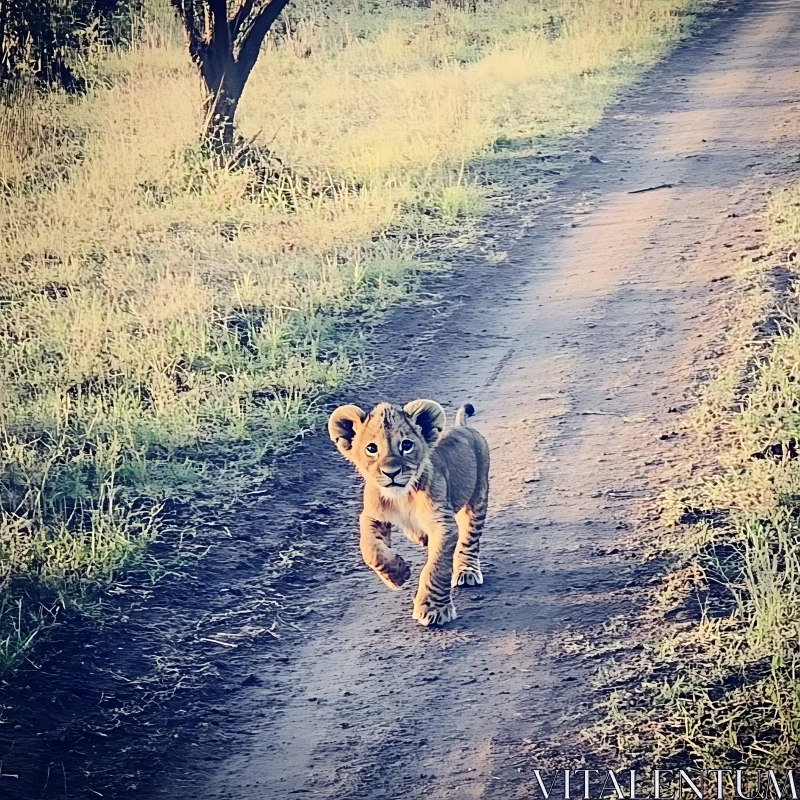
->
[365,443,378,455]
[400,439,414,453]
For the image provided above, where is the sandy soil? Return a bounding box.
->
[1,0,799,797]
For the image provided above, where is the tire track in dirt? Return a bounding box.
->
[182,2,800,798]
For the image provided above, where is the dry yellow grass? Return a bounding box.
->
[0,0,709,671]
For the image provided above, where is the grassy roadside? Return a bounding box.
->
[588,177,800,766]
[0,0,713,675]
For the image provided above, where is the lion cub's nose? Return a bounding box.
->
[382,467,402,480]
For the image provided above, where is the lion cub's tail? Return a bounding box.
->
[455,403,475,427]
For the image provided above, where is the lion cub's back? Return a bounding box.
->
[432,426,490,510]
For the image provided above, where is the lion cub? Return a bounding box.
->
[328,399,490,626]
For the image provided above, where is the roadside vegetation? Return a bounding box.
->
[1,0,712,674]
[590,177,800,766]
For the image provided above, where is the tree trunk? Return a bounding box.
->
[202,72,245,153]
[197,31,247,154]
[172,0,293,156]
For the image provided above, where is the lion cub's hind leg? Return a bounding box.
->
[452,495,487,588]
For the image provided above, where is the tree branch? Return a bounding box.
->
[231,0,257,39]
[208,0,231,54]
[236,0,291,77]
[171,0,206,65]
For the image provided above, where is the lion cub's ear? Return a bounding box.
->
[328,404,367,458]
[403,399,446,444]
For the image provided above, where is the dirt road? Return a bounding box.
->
[190,3,800,798]
[2,0,799,797]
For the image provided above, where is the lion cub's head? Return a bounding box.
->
[328,400,445,495]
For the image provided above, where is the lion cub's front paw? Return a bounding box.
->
[452,565,483,587]
[412,598,457,627]
[374,554,411,590]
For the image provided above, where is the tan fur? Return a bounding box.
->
[328,399,490,626]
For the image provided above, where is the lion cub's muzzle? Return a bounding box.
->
[379,463,413,489]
